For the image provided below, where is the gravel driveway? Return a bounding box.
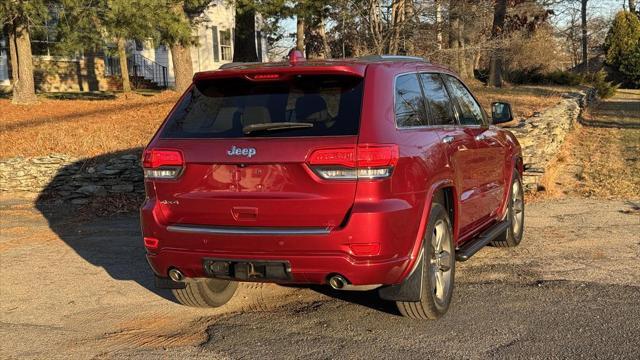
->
[1,196,638,359]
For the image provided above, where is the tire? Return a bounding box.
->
[396,202,455,320]
[172,278,238,308]
[492,169,525,248]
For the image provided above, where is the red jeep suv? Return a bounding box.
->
[141,51,525,320]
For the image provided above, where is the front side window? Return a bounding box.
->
[443,75,485,126]
[395,74,428,127]
[420,73,455,126]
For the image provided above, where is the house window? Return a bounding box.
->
[219,29,232,61]
[30,6,63,57]
[0,37,9,83]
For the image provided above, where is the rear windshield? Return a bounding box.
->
[161,74,364,138]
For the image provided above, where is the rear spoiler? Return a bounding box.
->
[193,63,367,82]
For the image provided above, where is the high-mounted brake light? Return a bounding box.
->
[142,149,184,180]
[250,73,281,80]
[307,144,399,180]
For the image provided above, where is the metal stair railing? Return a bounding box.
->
[128,53,168,89]
[104,53,168,89]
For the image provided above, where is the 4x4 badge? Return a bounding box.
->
[227,146,256,158]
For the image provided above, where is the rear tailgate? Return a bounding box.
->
[146,72,365,229]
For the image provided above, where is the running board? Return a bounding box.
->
[455,221,510,261]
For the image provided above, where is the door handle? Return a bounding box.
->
[442,135,455,144]
[475,134,486,141]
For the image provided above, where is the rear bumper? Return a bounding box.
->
[141,196,423,286]
[146,250,410,285]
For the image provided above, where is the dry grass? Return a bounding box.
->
[544,125,640,199]
[0,91,179,159]
[469,82,569,119]
[542,89,640,200]
[0,85,567,159]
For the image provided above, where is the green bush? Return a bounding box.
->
[586,70,619,99]
[546,70,584,86]
[508,66,584,86]
[604,11,640,84]
[619,45,640,87]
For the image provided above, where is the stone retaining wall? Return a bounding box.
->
[0,89,595,203]
[0,153,144,204]
[503,89,595,191]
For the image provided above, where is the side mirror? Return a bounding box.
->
[491,102,513,124]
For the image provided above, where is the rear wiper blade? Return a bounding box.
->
[243,122,313,134]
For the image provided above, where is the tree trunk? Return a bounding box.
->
[388,0,406,54]
[296,16,305,52]
[317,18,331,59]
[448,6,459,52]
[435,0,443,50]
[369,0,383,54]
[170,43,193,93]
[630,0,637,14]
[8,26,19,86]
[233,6,258,62]
[117,37,131,92]
[488,0,507,87]
[404,0,416,54]
[457,20,469,78]
[448,1,467,77]
[8,23,37,104]
[581,0,588,70]
[449,0,472,78]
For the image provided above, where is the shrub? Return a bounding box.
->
[546,70,584,86]
[508,66,584,86]
[619,45,640,87]
[605,11,640,67]
[586,70,619,99]
[604,11,640,84]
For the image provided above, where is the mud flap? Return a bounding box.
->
[378,252,424,302]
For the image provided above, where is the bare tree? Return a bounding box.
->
[448,0,469,78]
[488,0,508,87]
[369,0,384,54]
[435,0,443,50]
[388,0,406,54]
[581,0,588,69]
[296,16,305,52]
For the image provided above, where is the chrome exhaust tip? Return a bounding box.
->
[168,268,184,282]
[328,275,348,290]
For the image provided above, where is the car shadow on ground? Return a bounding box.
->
[34,149,174,302]
[308,286,401,315]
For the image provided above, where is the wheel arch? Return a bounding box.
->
[379,179,458,302]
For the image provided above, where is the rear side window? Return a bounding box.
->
[420,73,455,126]
[395,74,428,127]
[161,75,364,138]
[443,75,485,126]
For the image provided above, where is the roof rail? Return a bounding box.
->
[358,55,428,63]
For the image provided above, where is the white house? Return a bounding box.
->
[0,1,268,91]
[133,1,269,88]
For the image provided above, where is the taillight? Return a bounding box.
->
[142,149,184,180]
[307,144,399,180]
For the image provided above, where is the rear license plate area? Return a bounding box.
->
[203,258,291,281]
